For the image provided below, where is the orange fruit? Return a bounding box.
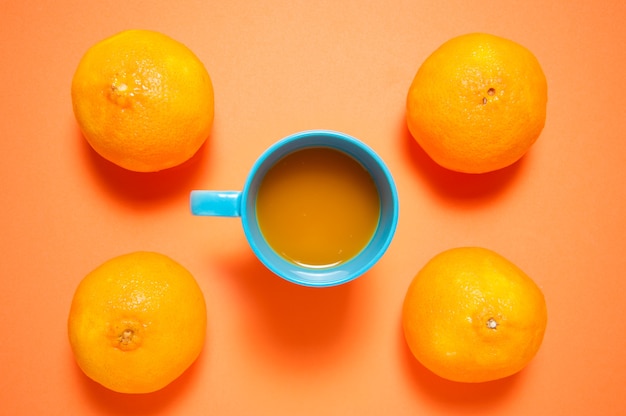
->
[68,252,207,393]
[406,33,547,173]
[402,247,547,383]
[71,29,214,172]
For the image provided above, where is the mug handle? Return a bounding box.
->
[190,190,242,217]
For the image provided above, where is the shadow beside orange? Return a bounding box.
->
[71,347,205,415]
[76,123,212,208]
[397,322,523,411]
[399,118,528,208]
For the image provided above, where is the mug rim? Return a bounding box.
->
[241,129,399,287]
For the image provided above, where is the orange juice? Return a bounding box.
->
[256,147,380,268]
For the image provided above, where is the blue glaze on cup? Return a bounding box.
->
[190,129,399,287]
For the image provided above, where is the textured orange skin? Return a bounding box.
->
[406,33,547,173]
[68,252,207,393]
[71,30,214,172]
[402,247,548,383]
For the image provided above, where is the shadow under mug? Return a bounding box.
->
[190,129,399,287]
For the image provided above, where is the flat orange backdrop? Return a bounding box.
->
[2,1,625,415]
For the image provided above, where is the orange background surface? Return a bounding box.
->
[2,1,625,415]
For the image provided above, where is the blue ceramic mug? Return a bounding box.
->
[190,130,399,287]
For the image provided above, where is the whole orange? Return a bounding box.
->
[406,33,547,173]
[71,29,214,172]
[68,252,207,393]
[402,247,547,383]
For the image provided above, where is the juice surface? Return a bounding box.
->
[256,147,380,268]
